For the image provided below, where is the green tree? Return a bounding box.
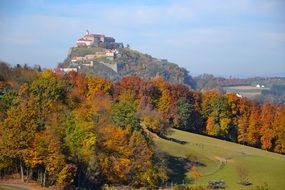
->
[176,97,195,131]
[30,70,64,103]
[29,70,65,130]
[0,89,18,120]
[111,101,140,130]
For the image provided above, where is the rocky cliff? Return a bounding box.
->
[61,47,196,88]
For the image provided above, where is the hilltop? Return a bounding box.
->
[58,31,196,88]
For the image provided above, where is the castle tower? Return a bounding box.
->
[85,30,89,36]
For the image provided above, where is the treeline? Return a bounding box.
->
[0,63,167,188]
[195,74,285,104]
[259,84,285,104]
[0,62,285,189]
[194,73,285,91]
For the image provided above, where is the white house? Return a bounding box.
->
[236,93,243,98]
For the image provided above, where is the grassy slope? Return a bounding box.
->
[154,129,285,190]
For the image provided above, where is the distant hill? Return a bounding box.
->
[59,47,196,88]
[194,74,285,104]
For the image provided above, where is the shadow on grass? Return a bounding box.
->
[166,155,189,184]
[158,133,188,145]
[165,155,206,185]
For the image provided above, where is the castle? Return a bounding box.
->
[76,30,124,49]
[58,31,124,73]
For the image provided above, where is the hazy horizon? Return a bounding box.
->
[0,0,284,77]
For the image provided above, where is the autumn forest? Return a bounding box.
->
[0,63,285,189]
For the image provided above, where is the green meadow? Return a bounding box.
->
[154,129,285,190]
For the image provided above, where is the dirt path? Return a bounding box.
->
[0,184,32,190]
[0,180,55,190]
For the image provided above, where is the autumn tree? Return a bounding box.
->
[1,68,284,190]
[25,130,67,186]
[151,77,171,119]
[115,76,145,102]
[140,81,162,108]
[64,71,88,108]
[237,98,251,145]
[272,106,285,154]
[87,76,113,98]
[247,104,261,147]
[140,107,167,134]
[191,166,202,186]
[96,123,132,184]
[129,131,167,188]
[0,95,38,181]
[206,116,218,136]
[202,91,221,136]
[260,103,276,150]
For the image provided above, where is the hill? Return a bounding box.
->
[59,47,196,88]
[194,74,285,103]
[154,129,285,190]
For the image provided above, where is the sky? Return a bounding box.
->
[0,0,284,77]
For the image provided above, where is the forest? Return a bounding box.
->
[0,62,285,189]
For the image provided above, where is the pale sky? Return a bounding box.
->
[0,0,284,77]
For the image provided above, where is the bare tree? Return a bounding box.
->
[236,165,252,186]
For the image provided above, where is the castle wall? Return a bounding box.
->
[100,61,118,73]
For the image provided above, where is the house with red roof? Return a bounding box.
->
[76,30,123,49]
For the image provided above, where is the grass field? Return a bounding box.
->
[223,86,270,99]
[154,129,285,190]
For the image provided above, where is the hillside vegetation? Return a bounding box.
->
[0,63,284,189]
[62,47,196,88]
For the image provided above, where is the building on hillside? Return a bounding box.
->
[256,84,265,88]
[104,37,115,43]
[76,30,123,49]
[59,67,78,73]
[76,30,104,47]
[105,49,116,57]
[83,61,94,67]
[84,54,97,60]
[71,56,84,62]
[236,93,243,98]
